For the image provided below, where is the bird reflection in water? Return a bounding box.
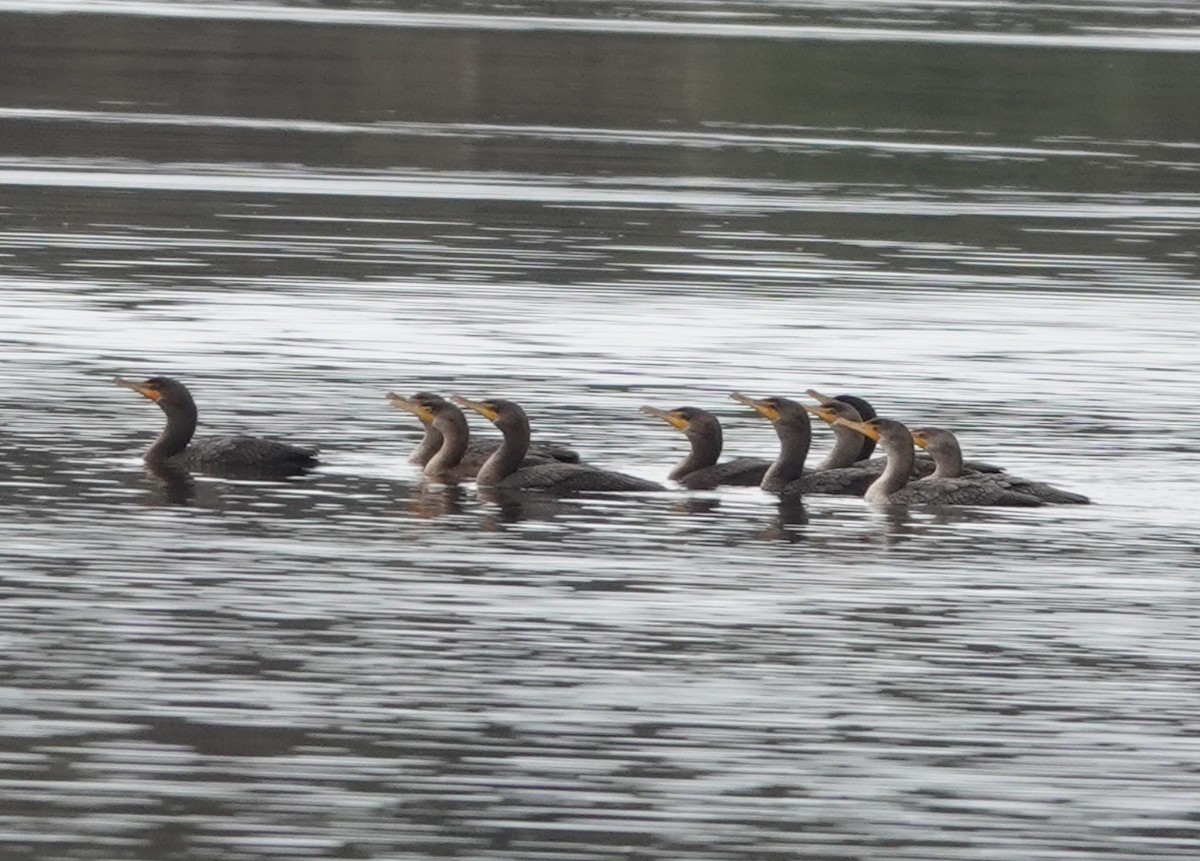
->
[477,487,575,526]
[406,482,465,519]
[671,497,722,516]
[143,461,196,506]
[866,503,1006,547]
[757,497,809,543]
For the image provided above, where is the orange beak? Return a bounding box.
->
[114,377,161,401]
[452,395,500,423]
[730,392,780,422]
[387,392,435,424]
[803,404,837,424]
[834,417,880,441]
[640,405,690,431]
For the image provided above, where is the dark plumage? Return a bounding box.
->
[730,392,876,496]
[803,397,873,471]
[824,392,879,460]
[115,376,318,476]
[388,391,579,480]
[806,389,1004,476]
[911,426,1089,504]
[837,416,1043,506]
[453,396,662,492]
[640,405,770,489]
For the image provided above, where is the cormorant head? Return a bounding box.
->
[809,390,878,457]
[115,376,194,410]
[452,396,527,433]
[639,405,721,443]
[803,398,863,426]
[832,393,877,421]
[835,416,912,448]
[730,392,806,425]
[388,391,452,425]
[910,426,959,456]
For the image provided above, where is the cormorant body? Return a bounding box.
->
[731,392,876,496]
[837,416,1043,506]
[911,426,1089,504]
[454,397,662,492]
[640,405,770,489]
[807,389,1005,476]
[115,376,318,476]
[388,391,578,479]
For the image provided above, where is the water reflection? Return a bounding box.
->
[143,462,196,505]
[473,487,568,526]
[407,481,466,519]
[755,496,809,543]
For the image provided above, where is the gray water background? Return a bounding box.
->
[1,1,1199,859]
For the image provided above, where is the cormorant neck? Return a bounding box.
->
[426,412,470,477]
[671,430,721,480]
[762,419,810,491]
[817,424,863,470]
[871,436,914,500]
[929,441,963,479]
[147,398,197,462]
[476,414,530,486]
[410,425,444,466]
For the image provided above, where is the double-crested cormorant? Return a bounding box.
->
[399,392,451,467]
[387,391,579,479]
[810,391,879,460]
[730,392,875,496]
[453,396,662,492]
[388,392,474,480]
[639,405,770,489]
[805,389,1004,476]
[115,376,318,476]
[836,416,1042,506]
[802,398,871,471]
[911,426,1089,504]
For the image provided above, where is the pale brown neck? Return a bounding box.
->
[817,424,864,469]
[426,411,470,476]
[875,435,914,496]
[410,425,444,465]
[928,440,964,479]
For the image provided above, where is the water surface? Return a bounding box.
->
[1,2,1199,859]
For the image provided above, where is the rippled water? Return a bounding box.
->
[2,2,1199,859]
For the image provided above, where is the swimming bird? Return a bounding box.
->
[802,397,872,471]
[805,389,1004,475]
[640,405,770,489]
[453,396,662,492]
[835,416,1042,506]
[388,391,579,479]
[730,392,875,496]
[816,391,879,460]
[115,376,318,476]
[911,426,1089,504]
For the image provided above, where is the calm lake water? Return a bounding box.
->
[1,2,1199,859]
